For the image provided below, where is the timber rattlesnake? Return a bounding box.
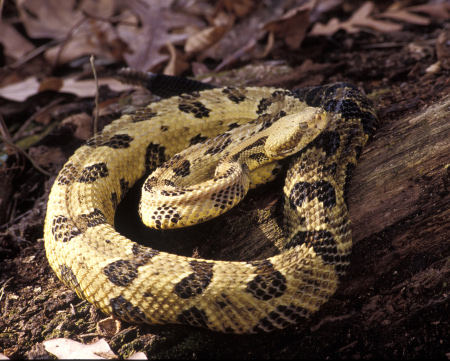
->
[44,73,378,333]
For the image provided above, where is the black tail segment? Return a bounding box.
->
[292,82,379,136]
[116,68,217,98]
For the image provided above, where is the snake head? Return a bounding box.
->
[264,107,328,159]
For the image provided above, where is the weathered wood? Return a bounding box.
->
[78,94,450,358]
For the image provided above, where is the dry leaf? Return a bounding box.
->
[59,77,137,98]
[44,21,124,65]
[127,352,147,360]
[17,0,122,65]
[310,17,342,36]
[185,25,229,54]
[117,0,203,71]
[17,0,85,39]
[263,5,311,49]
[407,3,450,20]
[0,76,136,102]
[61,113,93,141]
[43,338,147,360]
[96,317,122,338]
[0,23,35,60]
[39,78,64,92]
[436,30,450,70]
[28,146,66,170]
[216,0,254,18]
[310,1,402,36]
[0,77,40,102]
[163,42,190,76]
[374,3,430,26]
[43,338,114,360]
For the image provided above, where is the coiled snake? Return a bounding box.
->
[44,74,378,333]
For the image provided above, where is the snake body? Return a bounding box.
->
[44,78,378,333]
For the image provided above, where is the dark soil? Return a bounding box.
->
[1,9,449,361]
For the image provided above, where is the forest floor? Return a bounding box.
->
[0,1,449,359]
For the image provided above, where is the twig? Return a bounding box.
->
[0,113,14,154]
[90,55,100,136]
[52,17,88,68]
[0,0,4,27]
[0,208,33,230]
[0,135,51,176]
[0,277,14,304]
[12,98,64,142]
[8,38,62,69]
[81,9,137,26]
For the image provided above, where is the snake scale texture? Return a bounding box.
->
[44,74,378,333]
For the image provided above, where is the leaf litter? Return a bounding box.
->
[0,0,449,359]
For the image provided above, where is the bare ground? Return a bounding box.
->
[1,18,449,361]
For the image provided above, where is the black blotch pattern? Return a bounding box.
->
[60,264,82,295]
[271,90,292,98]
[104,260,139,287]
[227,122,240,130]
[104,245,159,286]
[177,307,209,328]
[178,93,211,118]
[256,97,273,115]
[190,133,208,146]
[360,110,378,135]
[57,162,80,185]
[132,243,160,259]
[149,204,181,229]
[210,183,245,210]
[258,110,287,132]
[222,87,247,103]
[249,152,269,162]
[52,215,81,242]
[230,136,268,162]
[145,142,166,172]
[164,179,176,187]
[174,260,214,299]
[284,230,349,274]
[111,192,118,209]
[289,180,336,209]
[296,131,341,158]
[216,300,228,309]
[257,90,294,115]
[77,208,107,228]
[213,165,238,182]
[120,178,130,200]
[77,163,109,183]
[246,260,287,301]
[343,163,356,209]
[131,107,157,122]
[110,295,149,323]
[293,82,378,136]
[315,131,341,157]
[85,134,133,149]
[322,162,337,175]
[252,305,308,332]
[325,97,377,135]
[173,160,191,177]
[143,176,157,192]
[159,154,181,170]
[204,133,233,156]
[294,82,352,108]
